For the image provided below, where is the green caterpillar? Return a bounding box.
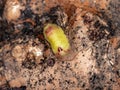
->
[43,23,70,57]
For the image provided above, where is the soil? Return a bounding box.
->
[0,0,120,90]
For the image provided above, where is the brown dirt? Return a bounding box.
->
[0,0,120,90]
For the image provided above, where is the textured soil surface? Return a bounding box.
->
[0,0,120,90]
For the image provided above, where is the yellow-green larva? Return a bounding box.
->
[43,23,70,57]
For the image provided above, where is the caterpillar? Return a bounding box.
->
[43,23,70,57]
